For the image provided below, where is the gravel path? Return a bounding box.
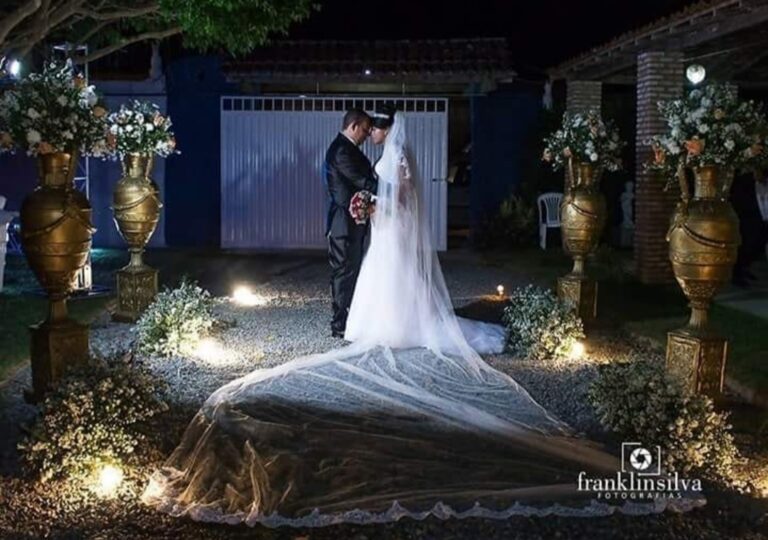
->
[86,257,607,437]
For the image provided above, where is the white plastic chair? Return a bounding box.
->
[756,181,768,221]
[537,192,563,250]
[0,195,18,293]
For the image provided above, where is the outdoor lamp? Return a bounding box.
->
[686,64,706,85]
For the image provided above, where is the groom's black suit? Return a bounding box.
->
[324,133,378,334]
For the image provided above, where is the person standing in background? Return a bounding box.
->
[730,169,768,287]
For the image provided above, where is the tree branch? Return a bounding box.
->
[74,24,180,64]
[46,0,87,32]
[16,0,54,58]
[0,0,43,47]
[74,3,159,21]
[76,17,111,44]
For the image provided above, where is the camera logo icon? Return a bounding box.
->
[621,442,661,476]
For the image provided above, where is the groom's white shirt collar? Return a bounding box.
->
[340,131,359,146]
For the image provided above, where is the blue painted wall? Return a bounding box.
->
[0,153,36,212]
[470,87,541,232]
[164,56,237,248]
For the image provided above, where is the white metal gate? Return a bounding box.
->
[220,96,448,250]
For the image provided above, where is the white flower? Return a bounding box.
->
[590,152,599,162]
[109,125,119,135]
[725,139,735,151]
[27,108,40,119]
[63,130,73,140]
[26,129,41,144]
[82,87,98,107]
[57,96,68,107]
[145,123,154,132]
[698,124,709,134]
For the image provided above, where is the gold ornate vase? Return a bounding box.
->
[111,153,162,322]
[666,165,739,397]
[557,162,606,322]
[20,151,95,400]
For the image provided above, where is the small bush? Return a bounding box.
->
[589,359,741,484]
[136,278,217,357]
[502,285,584,360]
[18,352,168,484]
[475,194,537,249]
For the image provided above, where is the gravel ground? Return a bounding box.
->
[1,256,767,539]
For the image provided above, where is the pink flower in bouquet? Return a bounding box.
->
[37,142,56,154]
[349,190,376,224]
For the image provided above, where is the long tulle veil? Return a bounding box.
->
[141,112,703,527]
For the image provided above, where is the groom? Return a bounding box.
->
[324,109,379,338]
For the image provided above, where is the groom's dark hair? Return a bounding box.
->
[342,108,371,130]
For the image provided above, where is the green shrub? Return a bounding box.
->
[589,359,741,484]
[475,194,537,249]
[18,352,168,484]
[136,278,217,357]
[502,285,584,360]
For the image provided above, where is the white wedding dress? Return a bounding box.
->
[142,114,703,527]
[344,134,505,355]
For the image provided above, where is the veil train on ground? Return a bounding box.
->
[141,112,705,527]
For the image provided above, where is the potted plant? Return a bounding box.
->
[648,83,768,395]
[106,100,178,322]
[0,61,109,399]
[542,109,625,321]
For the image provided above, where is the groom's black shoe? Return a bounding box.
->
[332,329,345,339]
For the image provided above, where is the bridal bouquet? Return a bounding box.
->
[0,61,109,157]
[542,109,625,172]
[106,100,178,158]
[349,190,376,224]
[647,84,768,179]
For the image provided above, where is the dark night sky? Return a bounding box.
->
[286,0,696,70]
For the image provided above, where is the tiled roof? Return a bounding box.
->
[223,38,516,82]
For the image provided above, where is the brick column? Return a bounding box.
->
[634,51,684,284]
[566,80,603,113]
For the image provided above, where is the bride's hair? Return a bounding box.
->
[371,103,397,130]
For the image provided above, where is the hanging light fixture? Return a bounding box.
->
[686,64,706,85]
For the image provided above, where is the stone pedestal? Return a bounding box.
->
[113,263,158,322]
[666,328,726,398]
[557,274,597,323]
[27,318,89,402]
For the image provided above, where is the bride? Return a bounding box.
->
[344,105,506,355]
[142,106,701,527]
